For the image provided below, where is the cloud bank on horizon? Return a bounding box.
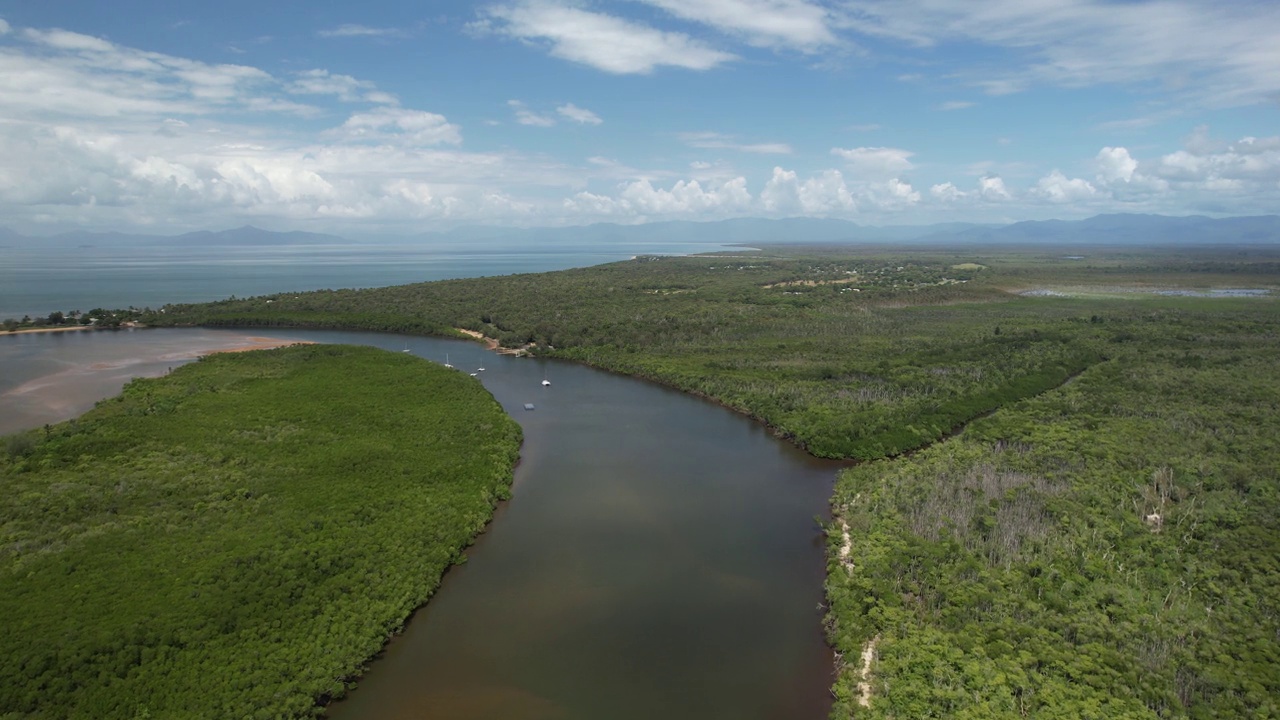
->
[0,1,1277,235]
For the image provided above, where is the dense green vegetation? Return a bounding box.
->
[825,302,1280,718]
[0,344,522,719]
[143,249,1127,459]
[139,246,1280,717]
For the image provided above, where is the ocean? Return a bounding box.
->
[0,239,733,320]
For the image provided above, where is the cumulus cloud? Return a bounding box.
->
[566,177,752,218]
[930,182,965,201]
[978,176,1011,200]
[508,100,556,127]
[870,178,920,207]
[1095,146,1138,183]
[761,167,855,214]
[681,132,792,154]
[478,1,736,74]
[556,102,602,124]
[1033,170,1097,202]
[830,146,914,177]
[637,0,836,50]
[1146,132,1280,196]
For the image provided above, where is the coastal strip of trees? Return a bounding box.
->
[0,344,522,719]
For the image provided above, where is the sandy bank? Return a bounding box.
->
[202,338,317,355]
[453,328,533,356]
[3,325,96,335]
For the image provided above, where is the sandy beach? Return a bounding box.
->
[3,325,97,335]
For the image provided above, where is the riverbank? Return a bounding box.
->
[202,337,316,354]
[454,327,534,355]
[2,324,96,334]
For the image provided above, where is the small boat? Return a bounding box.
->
[541,367,550,386]
[444,353,453,369]
[523,403,535,411]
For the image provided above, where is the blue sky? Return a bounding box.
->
[0,0,1277,235]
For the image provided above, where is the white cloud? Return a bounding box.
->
[637,0,836,50]
[556,102,602,124]
[681,131,792,154]
[978,176,1011,201]
[939,100,975,111]
[830,146,914,176]
[0,19,10,35]
[761,167,855,214]
[871,178,920,208]
[1148,133,1280,189]
[478,1,737,74]
[0,28,317,120]
[340,108,462,145]
[508,99,556,127]
[836,0,1280,107]
[623,177,752,214]
[1095,146,1138,183]
[930,181,965,201]
[288,69,389,103]
[317,24,405,39]
[1033,170,1097,202]
[847,123,881,132]
[566,177,752,218]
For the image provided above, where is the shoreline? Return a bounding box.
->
[202,338,317,355]
[3,324,97,335]
[453,327,534,355]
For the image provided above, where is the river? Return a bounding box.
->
[0,327,839,719]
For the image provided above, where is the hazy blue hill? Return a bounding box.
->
[413,217,1001,248]
[173,225,349,245]
[929,213,1280,245]
[6,215,1277,252]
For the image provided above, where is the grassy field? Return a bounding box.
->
[0,345,522,719]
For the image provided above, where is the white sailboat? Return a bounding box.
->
[444,353,453,369]
[541,368,551,386]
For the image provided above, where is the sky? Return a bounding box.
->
[0,0,1277,236]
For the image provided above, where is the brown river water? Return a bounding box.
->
[1,327,841,720]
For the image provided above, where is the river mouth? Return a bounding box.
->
[1,328,840,720]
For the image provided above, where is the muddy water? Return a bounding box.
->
[1,328,840,720]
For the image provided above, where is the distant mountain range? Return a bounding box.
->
[407,217,996,246]
[2,214,1278,249]
[922,214,1280,246]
